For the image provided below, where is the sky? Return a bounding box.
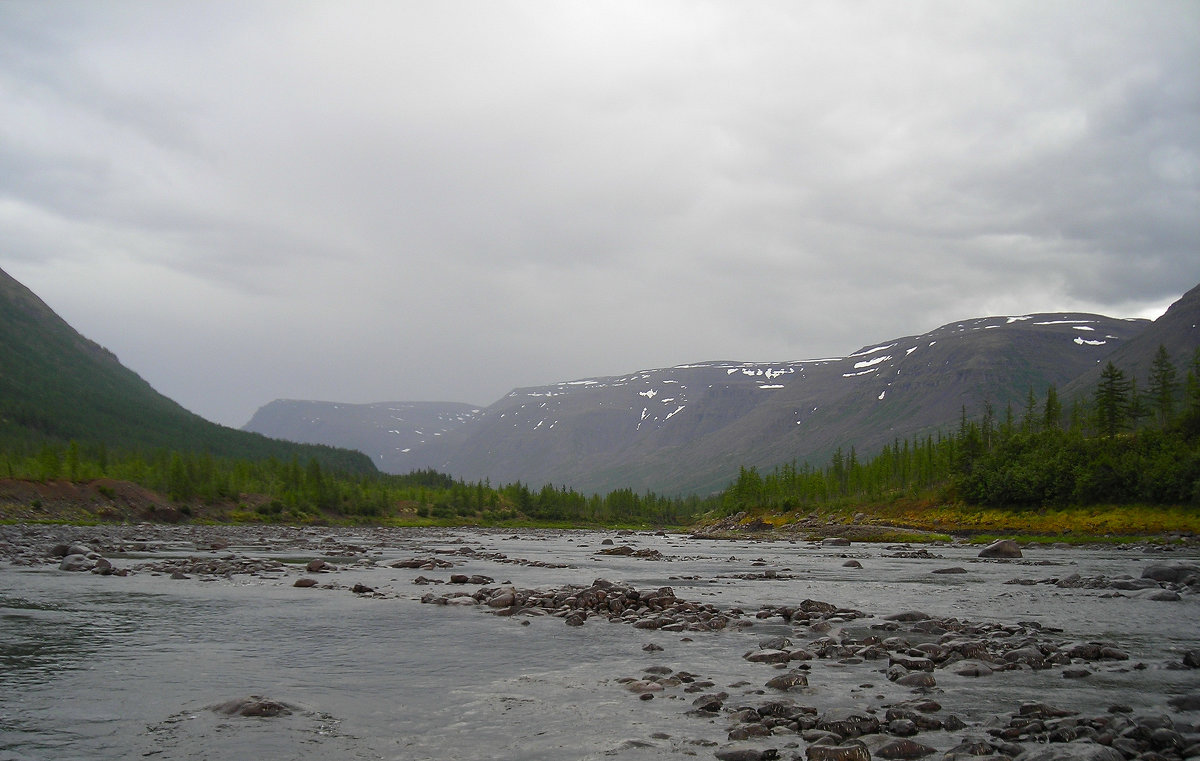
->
[1,1,1198,428]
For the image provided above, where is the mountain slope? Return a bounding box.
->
[0,267,375,474]
[248,302,1174,493]
[1062,281,1200,400]
[429,312,1148,494]
[244,400,483,472]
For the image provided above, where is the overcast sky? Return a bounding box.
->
[2,1,1197,427]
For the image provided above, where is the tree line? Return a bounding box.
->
[721,346,1200,513]
[3,347,1198,525]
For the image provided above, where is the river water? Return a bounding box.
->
[1,526,1197,760]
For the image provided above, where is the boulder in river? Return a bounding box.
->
[716,747,780,761]
[806,741,871,761]
[1011,741,1123,761]
[209,696,294,718]
[978,539,1022,558]
[59,554,94,571]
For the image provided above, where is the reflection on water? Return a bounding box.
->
[0,529,1197,760]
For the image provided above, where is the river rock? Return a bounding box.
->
[209,696,294,717]
[895,672,936,688]
[293,577,318,587]
[1167,693,1200,711]
[931,567,967,574]
[1141,563,1200,584]
[1183,649,1200,668]
[716,746,780,761]
[1147,589,1181,601]
[952,661,993,677]
[806,741,871,761]
[745,648,793,664]
[884,611,930,622]
[1012,741,1123,761]
[59,553,94,571]
[818,708,881,739]
[872,738,936,759]
[978,540,1022,558]
[765,672,809,691]
[823,537,852,547]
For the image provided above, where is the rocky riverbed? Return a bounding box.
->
[1,524,1197,761]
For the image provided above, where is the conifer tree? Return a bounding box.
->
[1095,362,1131,438]
[1147,344,1178,427]
[1043,385,1061,430]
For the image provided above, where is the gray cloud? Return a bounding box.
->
[1,1,1197,426]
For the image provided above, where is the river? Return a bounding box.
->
[1,525,1197,760]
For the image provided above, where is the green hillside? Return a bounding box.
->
[0,267,374,474]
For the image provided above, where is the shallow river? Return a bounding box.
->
[1,526,1197,760]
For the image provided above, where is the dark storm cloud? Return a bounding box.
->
[1,1,1196,426]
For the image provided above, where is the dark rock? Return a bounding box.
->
[293,577,318,588]
[305,559,328,572]
[844,560,863,569]
[806,741,871,761]
[715,747,780,761]
[351,583,374,594]
[692,694,724,712]
[978,540,1022,559]
[943,740,994,756]
[1168,693,1200,711]
[1011,741,1123,761]
[1142,563,1200,583]
[953,661,994,677]
[209,696,294,718]
[766,672,809,691]
[1063,669,1091,679]
[887,719,918,737]
[1148,590,1181,601]
[728,724,771,741]
[823,538,852,547]
[818,708,880,739]
[885,611,931,622]
[932,567,968,574]
[1183,650,1200,668]
[59,554,93,571]
[896,672,936,688]
[874,739,936,759]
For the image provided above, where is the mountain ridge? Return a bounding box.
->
[245,296,1199,494]
[0,266,377,474]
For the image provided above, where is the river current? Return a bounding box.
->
[1,526,1197,760]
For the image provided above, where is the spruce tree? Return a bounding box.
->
[1095,362,1131,438]
[1147,345,1178,427]
[1043,385,1061,430]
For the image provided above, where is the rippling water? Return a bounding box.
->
[1,528,1197,760]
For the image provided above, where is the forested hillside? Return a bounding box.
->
[0,267,373,474]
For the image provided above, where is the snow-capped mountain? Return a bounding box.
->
[244,303,1178,494]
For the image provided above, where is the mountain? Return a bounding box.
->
[249,297,1189,493]
[428,312,1149,494]
[0,266,375,474]
[1062,281,1200,400]
[244,400,483,472]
